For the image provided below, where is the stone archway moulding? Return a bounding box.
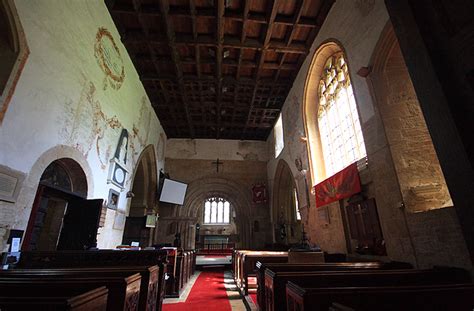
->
[183,177,251,219]
[127,144,158,215]
[14,145,93,234]
[181,176,252,247]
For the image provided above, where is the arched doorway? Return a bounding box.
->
[122,145,158,247]
[272,160,302,245]
[23,158,102,251]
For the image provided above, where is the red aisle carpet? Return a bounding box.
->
[250,293,257,306]
[163,269,232,311]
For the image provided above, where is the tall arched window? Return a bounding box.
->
[317,53,366,176]
[204,197,230,224]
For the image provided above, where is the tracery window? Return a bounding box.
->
[318,53,366,176]
[204,197,230,224]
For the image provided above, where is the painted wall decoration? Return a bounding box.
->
[94,27,125,90]
[61,81,122,170]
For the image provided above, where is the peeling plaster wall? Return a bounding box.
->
[266,0,471,269]
[166,139,269,161]
[0,1,166,250]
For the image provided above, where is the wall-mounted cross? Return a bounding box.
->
[212,158,223,173]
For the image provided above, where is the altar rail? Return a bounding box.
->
[196,243,235,254]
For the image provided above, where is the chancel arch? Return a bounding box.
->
[122,144,158,247]
[178,177,253,250]
[303,41,366,185]
[272,159,301,245]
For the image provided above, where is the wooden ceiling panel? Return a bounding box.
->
[106,0,334,140]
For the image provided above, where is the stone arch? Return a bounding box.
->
[22,146,92,250]
[369,22,452,213]
[181,177,253,248]
[122,144,158,247]
[25,145,94,201]
[272,159,301,244]
[127,144,158,215]
[0,0,29,123]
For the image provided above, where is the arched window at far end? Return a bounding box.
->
[204,197,230,224]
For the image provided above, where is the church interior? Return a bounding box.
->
[0,0,473,310]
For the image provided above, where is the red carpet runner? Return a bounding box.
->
[163,269,232,311]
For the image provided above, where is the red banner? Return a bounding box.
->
[314,162,361,207]
[252,183,267,204]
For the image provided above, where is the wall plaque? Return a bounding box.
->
[0,166,25,203]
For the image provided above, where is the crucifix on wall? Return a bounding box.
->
[212,158,223,173]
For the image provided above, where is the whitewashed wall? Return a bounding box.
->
[0,0,166,250]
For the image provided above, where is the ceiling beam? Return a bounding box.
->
[112,6,320,28]
[241,0,280,139]
[216,0,225,139]
[158,0,195,138]
[124,33,309,54]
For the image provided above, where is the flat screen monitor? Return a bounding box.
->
[159,178,188,205]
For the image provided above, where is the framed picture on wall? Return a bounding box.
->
[107,188,120,210]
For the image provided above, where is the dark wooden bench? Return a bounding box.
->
[0,265,159,311]
[14,250,168,311]
[239,251,288,294]
[0,286,108,311]
[0,273,141,311]
[286,282,474,311]
[255,261,413,310]
[265,267,471,311]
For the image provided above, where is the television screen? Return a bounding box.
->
[159,178,188,205]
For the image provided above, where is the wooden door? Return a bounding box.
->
[57,199,103,250]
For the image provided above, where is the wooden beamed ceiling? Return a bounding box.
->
[106,0,334,140]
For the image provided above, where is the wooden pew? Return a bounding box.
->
[0,273,141,311]
[239,251,288,294]
[255,261,413,310]
[286,282,474,311]
[266,268,471,311]
[15,250,168,311]
[233,250,251,285]
[0,286,108,311]
[0,265,159,311]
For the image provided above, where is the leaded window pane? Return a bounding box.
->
[318,53,367,176]
[203,198,231,224]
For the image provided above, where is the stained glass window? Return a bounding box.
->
[204,197,230,224]
[318,53,366,176]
